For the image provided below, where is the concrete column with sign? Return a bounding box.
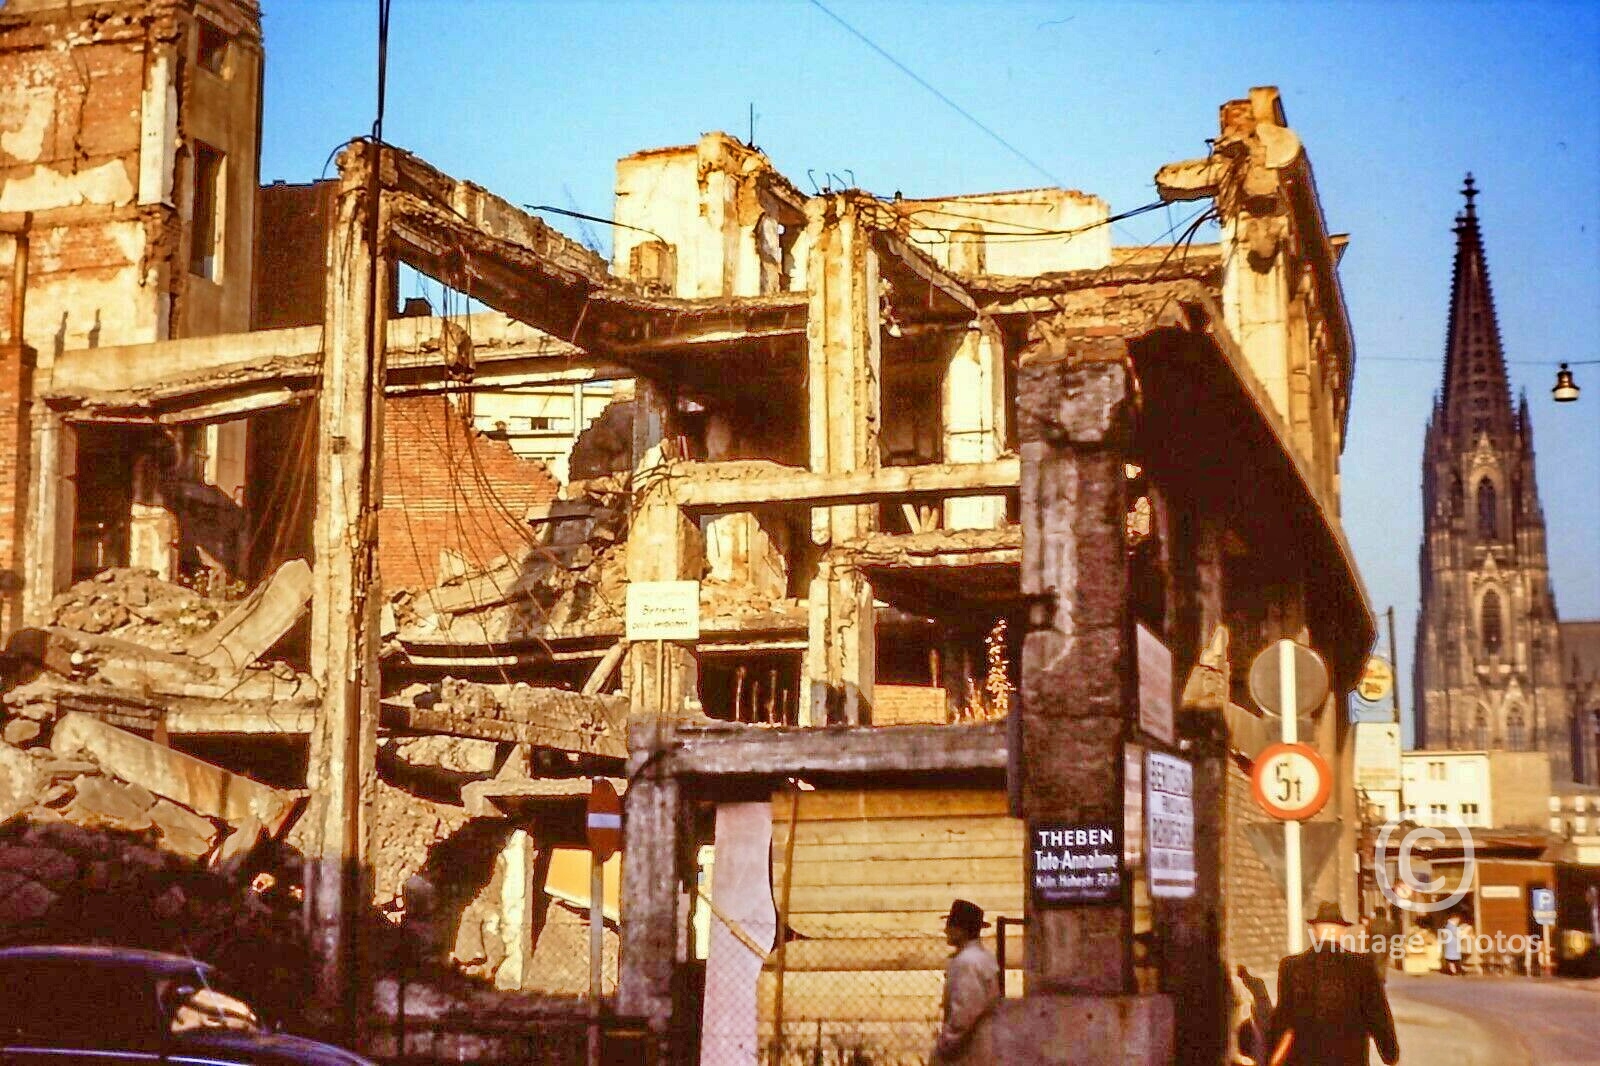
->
[1001,337,1173,1064]
[625,465,702,718]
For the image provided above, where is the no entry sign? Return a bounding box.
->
[586,779,622,861]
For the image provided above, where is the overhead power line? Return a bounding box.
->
[806,0,1064,188]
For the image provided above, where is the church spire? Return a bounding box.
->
[1440,174,1516,443]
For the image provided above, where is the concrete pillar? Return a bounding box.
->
[305,140,386,1030]
[128,453,177,581]
[804,195,879,725]
[493,830,541,991]
[999,333,1174,1064]
[21,410,74,627]
[625,452,702,718]
[943,318,1007,530]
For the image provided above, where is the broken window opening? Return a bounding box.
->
[190,142,225,280]
[700,652,802,724]
[196,18,231,75]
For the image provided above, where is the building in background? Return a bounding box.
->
[1412,179,1586,787]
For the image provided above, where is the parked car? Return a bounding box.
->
[0,945,372,1066]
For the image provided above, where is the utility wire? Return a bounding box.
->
[807,0,1063,188]
[1362,357,1600,366]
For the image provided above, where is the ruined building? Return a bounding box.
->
[1413,178,1588,787]
[3,3,1374,1063]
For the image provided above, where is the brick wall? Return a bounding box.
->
[379,396,560,592]
[1224,759,1288,983]
[0,343,32,635]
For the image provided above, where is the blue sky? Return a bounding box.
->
[258,1,1600,743]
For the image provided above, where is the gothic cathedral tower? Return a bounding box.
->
[1414,177,1576,784]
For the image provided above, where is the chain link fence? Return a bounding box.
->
[696,922,1023,1066]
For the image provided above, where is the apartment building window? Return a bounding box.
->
[1429,803,1449,819]
[1551,816,1565,834]
[1427,760,1447,782]
[197,19,230,75]
[189,143,224,280]
[1460,802,1480,825]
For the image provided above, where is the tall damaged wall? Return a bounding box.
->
[381,396,562,592]
[0,0,262,354]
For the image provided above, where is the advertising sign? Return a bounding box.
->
[1137,624,1174,744]
[1354,723,1403,792]
[625,580,701,641]
[1146,752,1196,900]
[1029,821,1123,907]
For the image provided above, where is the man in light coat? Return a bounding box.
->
[932,899,1000,1066]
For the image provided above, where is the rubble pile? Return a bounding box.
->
[46,568,227,651]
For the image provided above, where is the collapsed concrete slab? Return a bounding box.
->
[186,559,313,673]
[51,712,301,834]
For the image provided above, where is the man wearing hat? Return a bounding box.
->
[931,899,1000,1065]
[1268,901,1400,1066]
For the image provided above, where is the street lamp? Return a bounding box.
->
[1553,363,1580,403]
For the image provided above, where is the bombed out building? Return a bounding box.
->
[0,3,1375,1063]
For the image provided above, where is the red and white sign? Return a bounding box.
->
[1251,742,1332,821]
[586,779,623,861]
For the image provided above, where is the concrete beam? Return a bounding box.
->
[383,683,629,759]
[460,775,626,818]
[833,527,1021,570]
[673,457,1020,513]
[628,718,1006,779]
[186,558,312,673]
[872,229,978,319]
[51,712,301,832]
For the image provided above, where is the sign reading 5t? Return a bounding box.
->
[1251,742,1332,821]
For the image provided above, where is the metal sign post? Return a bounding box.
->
[1249,639,1331,957]
[585,780,622,1066]
[1280,641,1304,953]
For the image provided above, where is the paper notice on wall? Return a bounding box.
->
[1146,751,1196,900]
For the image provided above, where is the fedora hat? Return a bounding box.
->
[944,899,990,933]
[1308,901,1352,927]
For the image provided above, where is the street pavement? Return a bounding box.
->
[1387,973,1600,1065]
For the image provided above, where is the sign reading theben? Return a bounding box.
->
[1029,822,1123,906]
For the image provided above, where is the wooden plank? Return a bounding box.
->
[764,937,1022,973]
[758,970,944,1023]
[777,856,1021,889]
[782,883,1023,915]
[776,814,1021,847]
[662,722,1006,778]
[777,838,1021,864]
[784,788,1009,821]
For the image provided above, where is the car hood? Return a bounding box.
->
[173,1030,375,1066]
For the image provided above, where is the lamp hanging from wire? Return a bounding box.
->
[1552,363,1580,403]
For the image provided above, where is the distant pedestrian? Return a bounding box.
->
[1268,901,1400,1066]
[931,899,999,1066]
[1440,913,1464,975]
[1365,908,1397,983]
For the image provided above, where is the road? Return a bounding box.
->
[1388,973,1600,1065]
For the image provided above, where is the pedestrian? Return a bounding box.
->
[1365,908,1397,983]
[931,899,999,1066]
[1440,913,1464,976]
[1268,901,1400,1066]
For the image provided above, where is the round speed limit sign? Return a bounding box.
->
[1251,742,1332,821]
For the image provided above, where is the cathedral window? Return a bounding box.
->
[1477,478,1497,538]
[1506,707,1527,751]
[1474,712,1489,750]
[1512,478,1523,518]
[1480,590,1503,655]
[1450,473,1463,517]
